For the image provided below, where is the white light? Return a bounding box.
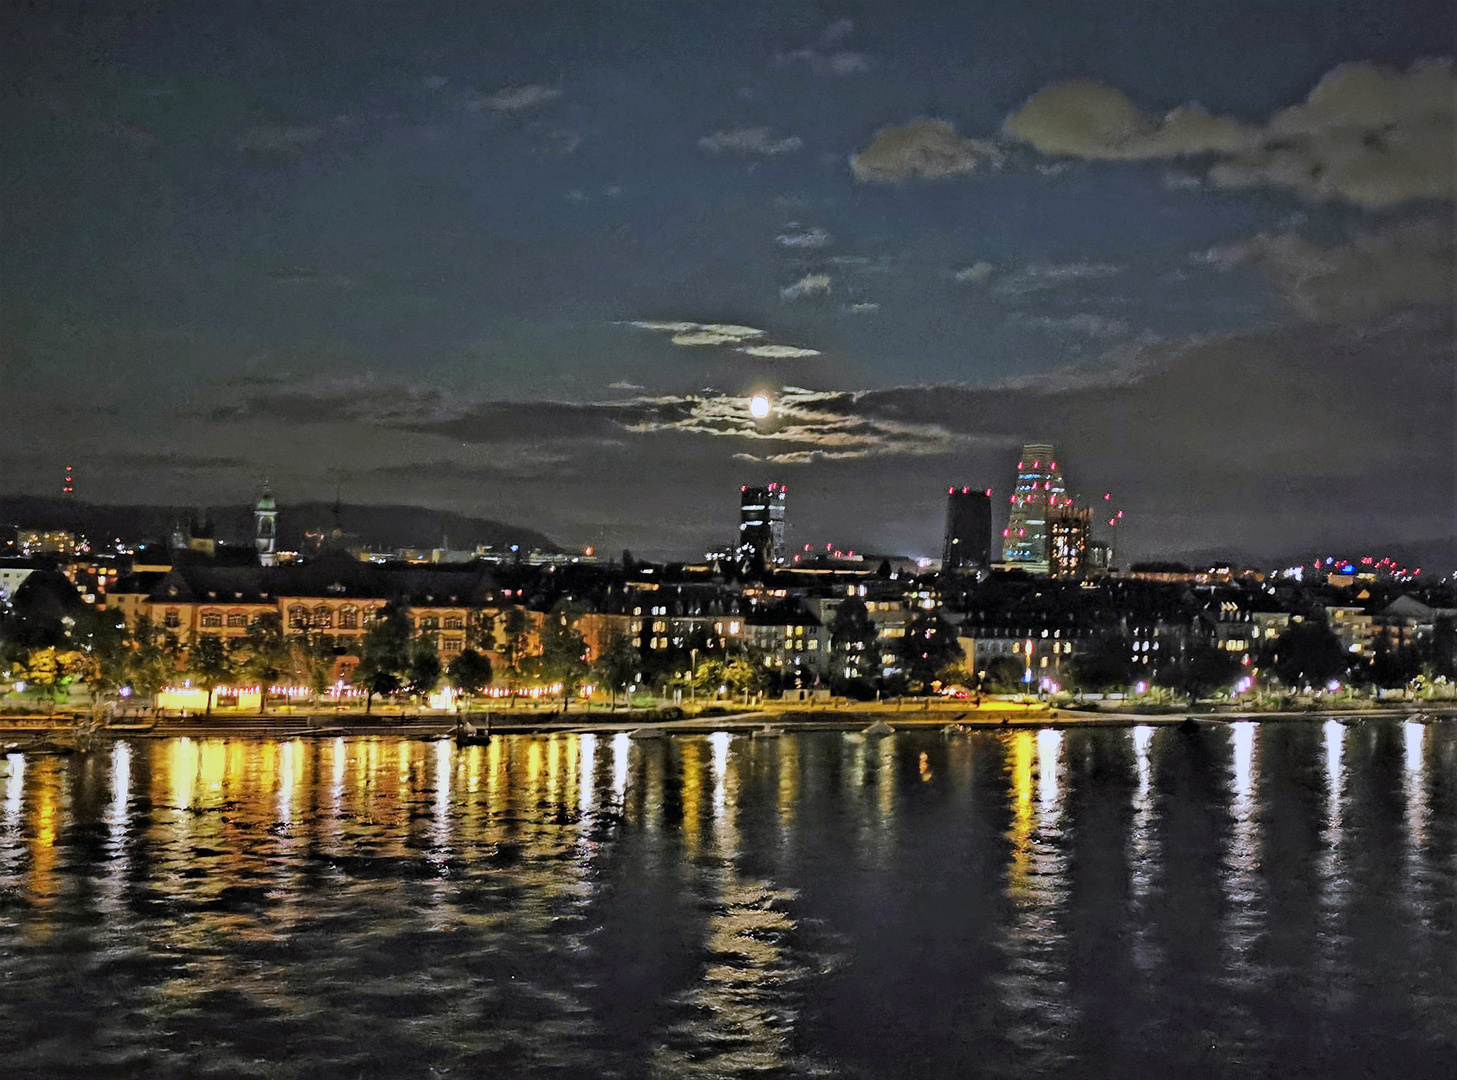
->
[749,393,771,419]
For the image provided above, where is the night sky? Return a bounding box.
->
[3,1,1453,562]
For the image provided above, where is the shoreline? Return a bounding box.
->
[2,703,1453,743]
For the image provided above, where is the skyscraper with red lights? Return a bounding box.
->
[737,483,787,571]
[1001,443,1068,575]
[942,486,992,573]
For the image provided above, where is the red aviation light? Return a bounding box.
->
[985,488,992,497]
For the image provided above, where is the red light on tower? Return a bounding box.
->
[62,465,74,495]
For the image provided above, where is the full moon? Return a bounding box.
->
[749,393,771,419]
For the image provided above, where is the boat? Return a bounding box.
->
[752,724,782,738]
[863,720,894,737]
[454,720,492,746]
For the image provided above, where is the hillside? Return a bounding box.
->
[0,497,560,554]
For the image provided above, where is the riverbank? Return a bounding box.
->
[3,700,1453,742]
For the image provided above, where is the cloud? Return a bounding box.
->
[623,320,820,357]
[774,18,871,76]
[841,302,880,314]
[736,344,821,359]
[1204,217,1454,322]
[237,124,325,155]
[1012,313,1132,339]
[780,273,832,301]
[626,321,766,347]
[775,48,871,76]
[850,119,1002,183]
[1005,59,1455,207]
[776,226,833,249]
[698,127,803,155]
[1004,81,1252,160]
[471,84,563,113]
[991,261,1121,295]
[1208,59,1455,207]
[620,387,969,460]
[955,261,994,283]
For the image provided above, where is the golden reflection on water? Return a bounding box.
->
[1006,730,1036,897]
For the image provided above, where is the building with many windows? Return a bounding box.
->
[736,483,787,572]
[1001,444,1073,576]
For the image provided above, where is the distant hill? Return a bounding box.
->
[0,496,560,554]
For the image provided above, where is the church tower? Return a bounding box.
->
[254,489,278,567]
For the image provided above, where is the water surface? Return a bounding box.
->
[2,720,1454,1078]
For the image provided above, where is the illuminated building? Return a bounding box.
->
[942,487,992,573]
[254,490,278,567]
[737,483,787,572]
[1047,506,1092,580]
[1001,443,1068,575]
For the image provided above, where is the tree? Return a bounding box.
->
[722,654,768,702]
[291,628,337,702]
[1068,632,1137,692]
[1427,616,1456,681]
[899,611,963,694]
[127,615,176,712]
[190,634,235,715]
[498,606,534,706]
[1159,640,1241,703]
[538,603,590,710]
[1266,620,1348,690]
[982,656,1028,694]
[467,610,497,655]
[406,634,443,699]
[448,648,493,710]
[829,598,878,684]
[592,629,640,709]
[350,605,412,713]
[238,613,291,714]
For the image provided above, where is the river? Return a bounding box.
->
[2,719,1454,1078]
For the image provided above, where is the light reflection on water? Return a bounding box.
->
[0,720,1454,1079]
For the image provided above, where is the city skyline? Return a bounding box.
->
[3,1,1452,564]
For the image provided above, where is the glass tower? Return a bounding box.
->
[1001,443,1068,574]
[737,483,787,571]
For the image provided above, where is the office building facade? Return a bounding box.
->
[942,487,992,573]
[1001,443,1068,575]
[737,483,787,571]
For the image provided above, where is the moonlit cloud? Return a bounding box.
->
[776,226,833,249]
[780,273,832,301]
[1012,312,1132,338]
[737,344,821,358]
[1204,217,1454,322]
[992,260,1122,295]
[776,48,871,76]
[471,84,563,113]
[850,119,1002,182]
[619,387,969,459]
[623,319,817,356]
[698,127,803,155]
[236,125,325,155]
[1005,59,1455,207]
[955,262,994,283]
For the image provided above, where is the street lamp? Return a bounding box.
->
[690,647,698,703]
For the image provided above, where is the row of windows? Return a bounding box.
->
[173,606,465,633]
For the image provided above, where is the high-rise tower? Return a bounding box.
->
[254,489,278,567]
[1001,443,1068,575]
[942,486,992,573]
[737,483,786,572]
